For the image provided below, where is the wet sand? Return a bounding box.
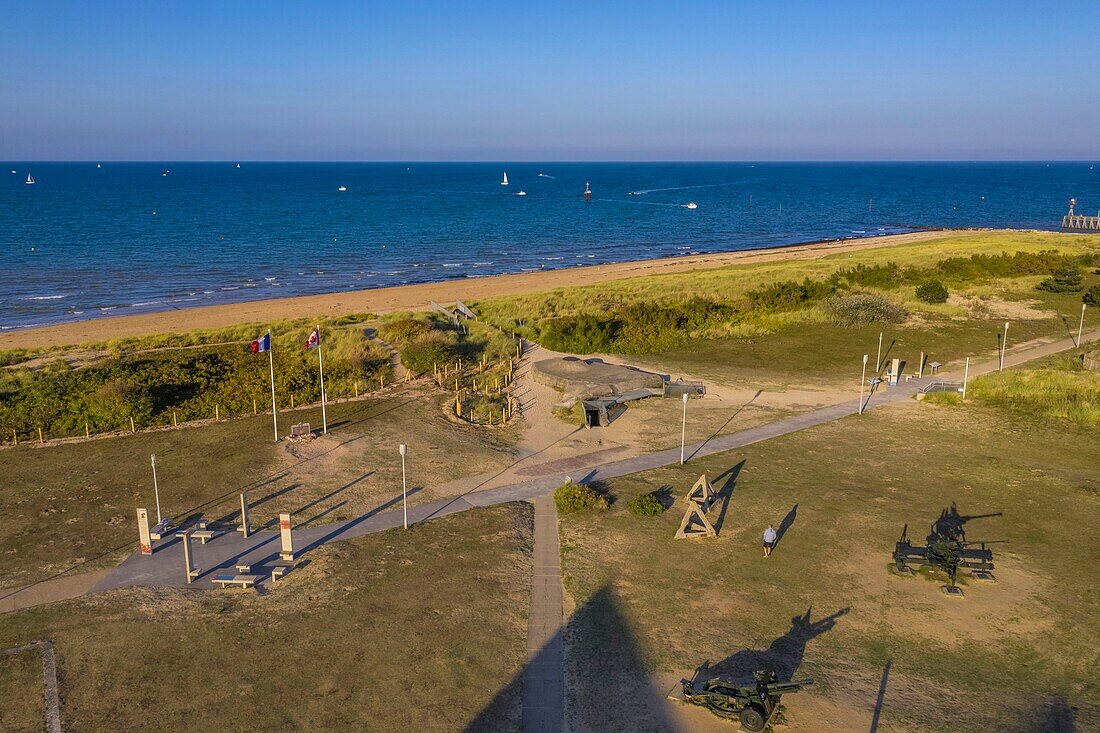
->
[2,230,978,350]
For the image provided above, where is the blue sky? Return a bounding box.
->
[2,1,1098,160]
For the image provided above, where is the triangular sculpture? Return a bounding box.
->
[686,474,716,512]
[675,474,718,540]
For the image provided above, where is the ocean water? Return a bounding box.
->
[1,162,1097,331]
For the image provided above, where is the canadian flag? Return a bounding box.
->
[305,328,320,350]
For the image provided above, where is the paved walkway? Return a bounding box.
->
[0,326,1091,602]
[521,494,566,733]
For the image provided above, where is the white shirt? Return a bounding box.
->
[763,527,777,543]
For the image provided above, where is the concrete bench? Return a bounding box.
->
[212,574,261,589]
[271,563,294,582]
[150,519,174,541]
[175,529,215,544]
[235,563,252,573]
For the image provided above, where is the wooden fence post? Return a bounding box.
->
[172,411,178,427]
[215,404,220,421]
[12,429,17,445]
[354,381,359,398]
[38,426,44,445]
[85,422,90,439]
[290,395,295,409]
[253,398,258,414]
[130,417,136,433]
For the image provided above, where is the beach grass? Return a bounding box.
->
[557,398,1100,732]
[0,503,532,733]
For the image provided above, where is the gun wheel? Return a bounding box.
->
[738,703,767,732]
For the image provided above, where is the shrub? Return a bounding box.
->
[823,292,909,326]
[628,492,666,517]
[553,481,608,514]
[1085,285,1100,307]
[1036,266,1084,294]
[378,317,432,346]
[400,332,453,373]
[915,279,949,304]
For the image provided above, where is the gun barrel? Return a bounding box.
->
[763,678,814,694]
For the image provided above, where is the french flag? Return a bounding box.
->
[305,328,320,350]
[250,333,271,354]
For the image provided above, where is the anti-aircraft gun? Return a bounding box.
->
[892,505,1004,594]
[680,668,813,731]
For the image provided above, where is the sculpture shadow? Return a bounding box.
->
[711,460,746,535]
[694,605,849,682]
[773,503,798,550]
[1015,695,1077,733]
[688,389,763,461]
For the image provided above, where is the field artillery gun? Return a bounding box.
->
[680,668,813,731]
[892,508,1004,594]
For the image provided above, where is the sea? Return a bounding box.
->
[1,162,1097,331]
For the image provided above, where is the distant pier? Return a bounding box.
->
[1062,199,1100,231]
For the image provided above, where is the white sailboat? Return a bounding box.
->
[97,163,102,169]
[501,171,509,186]
[236,163,241,169]
[25,174,35,185]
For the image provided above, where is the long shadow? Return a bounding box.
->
[869,659,890,733]
[878,339,898,372]
[463,583,678,732]
[421,427,583,523]
[926,502,1001,545]
[712,459,746,535]
[266,471,374,528]
[1017,695,1077,733]
[773,504,798,550]
[688,389,763,461]
[297,487,422,556]
[695,605,849,682]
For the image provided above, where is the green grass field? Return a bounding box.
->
[0,502,532,733]
[0,387,520,590]
[557,399,1099,732]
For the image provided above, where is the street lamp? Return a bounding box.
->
[961,357,970,399]
[399,444,408,530]
[859,354,869,415]
[680,393,689,465]
[999,322,1009,371]
[876,332,883,371]
[1078,303,1087,348]
[150,454,163,525]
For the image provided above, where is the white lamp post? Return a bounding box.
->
[876,332,883,370]
[962,357,970,399]
[999,322,1009,371]
[1078,303,1087,348]
[150,454,162,525]
[680,393,689,465]
[399,443,408,530]
[859,354,869,415]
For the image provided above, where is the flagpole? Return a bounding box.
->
[268,330,279,442]
[317,325,328,434]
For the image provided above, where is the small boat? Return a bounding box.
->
[338,186,347,192]
[501,172,509,186]
[683,202,698,210]
[97,163,102,168]
[537,172,551,178]
[25,174,35,185]
[516,191,526,196]
[236,163,241,169]
[628,191,642,196]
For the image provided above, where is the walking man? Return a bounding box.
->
[763,524,777,557]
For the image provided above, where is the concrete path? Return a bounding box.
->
[521,494,566,733]
[0,569,109,613]
[7,325,1090,599]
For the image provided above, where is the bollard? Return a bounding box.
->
[279,513,295,561]
[238,492,251,538]
[136,508,153,555]
[182,530,199,583]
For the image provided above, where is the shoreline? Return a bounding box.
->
[1,229,988,350]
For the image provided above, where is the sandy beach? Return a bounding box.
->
[2,229,977,350]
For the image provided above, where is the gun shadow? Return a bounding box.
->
[692,605,849,683]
